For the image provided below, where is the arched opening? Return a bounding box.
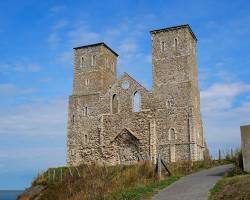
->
[133,91,141,112]
[169,128,176,141]
[112,94,118,114]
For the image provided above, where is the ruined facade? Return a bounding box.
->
[67,24,206,166]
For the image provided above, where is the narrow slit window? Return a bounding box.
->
[133,91,141,112]
[85,79,89,86]
[161,41,165,52]
[84,134,88,144]
[174,38,178,51]
[91,55,96,66]
[84,106,88,116]
[111,62,115,72]
[105,57,109,68]
[80,56,85,67]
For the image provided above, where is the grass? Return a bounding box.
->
[209,166,250,200]
[30,160,230,200]
[110,176,180,200]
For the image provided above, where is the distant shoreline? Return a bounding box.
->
[0,190,24,200]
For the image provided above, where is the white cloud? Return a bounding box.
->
[58,51,73,65]
[47,33,61,50]
[0,62,42,73]
[119,40,138,53]
[0,84,37,96]
[201,82,250,111]
[52,19,68,30]
[201,81,250,156]
[0,97,67,136]
[68,25,100,47]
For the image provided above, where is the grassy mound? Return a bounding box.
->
[209,174,250,200]
[31,160,228,200]
[33,161,179,200]
[209,164,250,200]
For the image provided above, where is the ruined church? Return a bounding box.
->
[67,24,205,166]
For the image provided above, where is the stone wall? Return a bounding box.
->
[67,25,206,166]
[241,125,250,172]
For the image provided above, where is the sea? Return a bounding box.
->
[0,191,23,200]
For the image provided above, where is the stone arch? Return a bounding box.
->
[112,94,119,114]
[133,91,141,112]
[112,128,141,165]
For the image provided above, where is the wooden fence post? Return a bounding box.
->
[53,169,55,182]
[60,168,63,182]
[157,153,161,179]
[68,167,73,177]
[75,167,81,177]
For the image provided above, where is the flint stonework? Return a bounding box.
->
[241,125,250,172]
[67,25,206,166]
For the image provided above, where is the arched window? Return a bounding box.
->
[133,91,141,112]
[112,94,118,114]
[169,128,176,141]
[174,38,178,51]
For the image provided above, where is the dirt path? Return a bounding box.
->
[152,164,233,200]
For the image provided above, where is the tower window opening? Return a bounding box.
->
[80,56,85,67]
[84,106,88,116]
[112,94,118,114]
[161,41,165,52]
[91,55,96,66]
[133,91,141,112]
[105,57,109,68]
[111,62,115,72]
[174,38,178,51]
[84,134,88,144]
[85,79,89,86]
[169,128,177,141]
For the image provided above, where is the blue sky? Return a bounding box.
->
[0,0,250,190]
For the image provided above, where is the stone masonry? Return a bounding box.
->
[67,24,206,166]
[240,125,250,172]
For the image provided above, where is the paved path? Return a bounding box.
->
[152,164,234,200]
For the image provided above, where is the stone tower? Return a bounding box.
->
[150,25,204,160]
[73,42,118,96]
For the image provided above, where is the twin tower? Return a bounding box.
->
[67,24,205,166]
